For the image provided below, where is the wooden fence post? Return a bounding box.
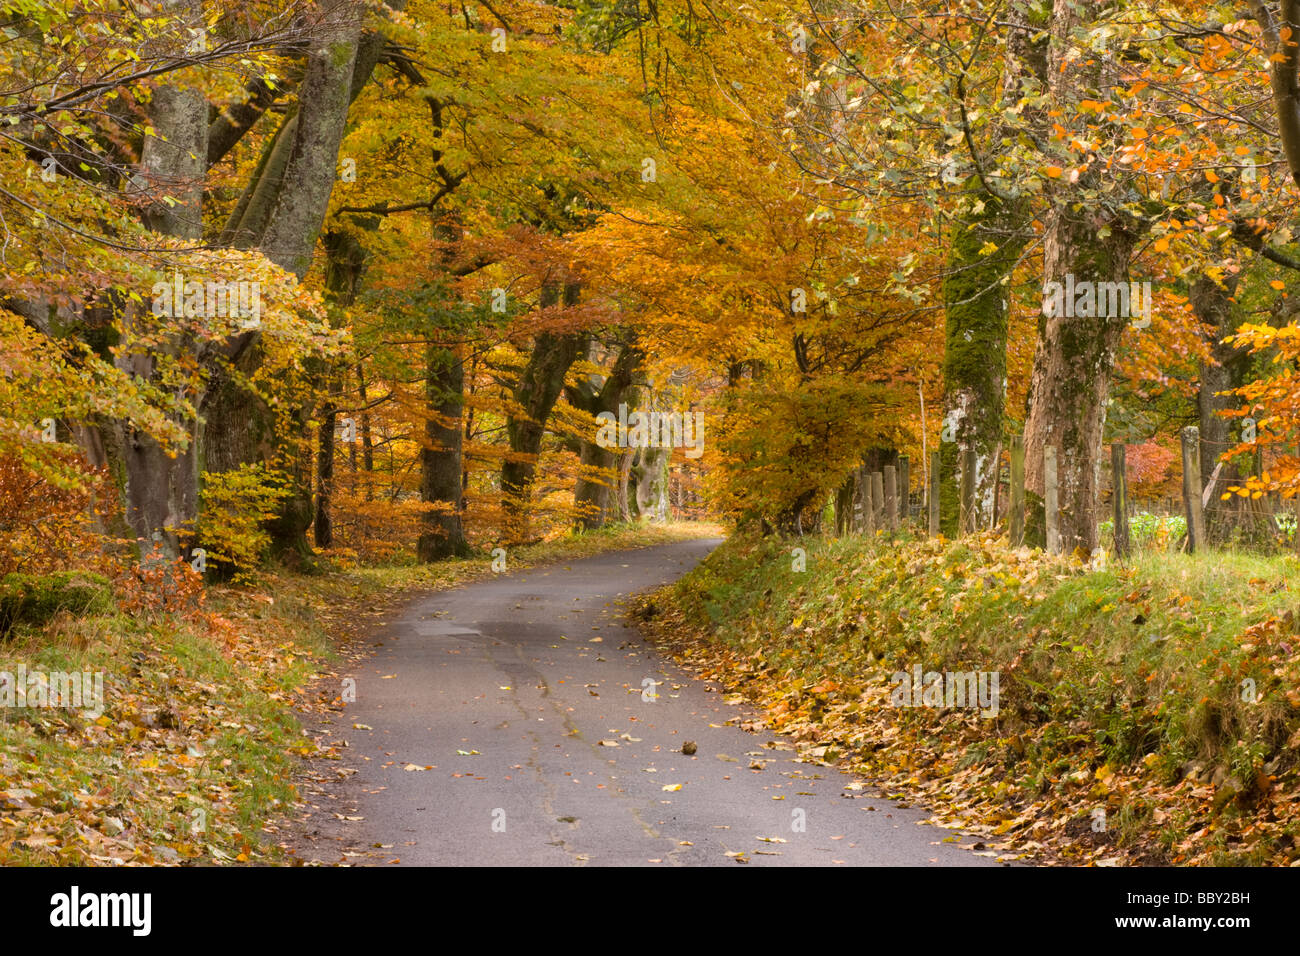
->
[871,471,885,533]
[1181,426,1205,553]
[897,455,910,526]
[883,465,898,532]
[1009,434,1025,547]
[1044,445,1059,554]
[851,468,863,532]
[928,450,940,536]
[1112,443,1130,559]
[861,466,874,535]
[959,446,976,535]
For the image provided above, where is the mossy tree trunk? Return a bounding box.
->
[935,0,1043,538]
[1023,0,1145,555]
[204,9,375,563]
[1023,211,1139,553]
[939,186,1027,536]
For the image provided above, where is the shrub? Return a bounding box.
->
[0,453,112,576]
[196,464,290,582]
[0,571,114,637]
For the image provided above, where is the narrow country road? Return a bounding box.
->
[290,540,1001,866]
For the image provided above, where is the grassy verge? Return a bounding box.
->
[0,520,721,865]
[637,530,1300,866]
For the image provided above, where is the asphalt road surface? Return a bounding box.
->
[290,539,1000,866]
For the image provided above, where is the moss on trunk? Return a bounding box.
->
[938,184,1027,535]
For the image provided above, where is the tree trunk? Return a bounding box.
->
[939,186,1027,535]
[313,230,368,548]
[358,364,375,498]
[418,346,471,560]
[938,0,1042,537]
[568,344,642,530]
[500,282,585,540]
[1022,0,1141,555]
[203,6,367,560]
[631,446,671,521]
[316,398,336,548]
[1193,273,1249,543]
[119,10,207,560]
[616,446,636,521]
[1022,210,1137,553]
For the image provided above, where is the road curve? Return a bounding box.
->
[290,539,1001,866]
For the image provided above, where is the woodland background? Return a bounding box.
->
[9,0,1300,868]
[10,0,1300,587]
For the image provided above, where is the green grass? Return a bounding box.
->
[0,605,323,864]
[654,530,1300,864]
